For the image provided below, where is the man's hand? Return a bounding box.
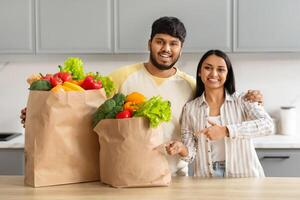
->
[165,141,188,157]
[196,121,228,140]
[243,90,263,105]
[20,107,27,128]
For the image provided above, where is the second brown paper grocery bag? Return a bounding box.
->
[94,117,171,188]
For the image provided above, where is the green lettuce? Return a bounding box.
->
[134,96,171,128]
[60,57,85,80]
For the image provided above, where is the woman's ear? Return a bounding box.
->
[198,70,201,77]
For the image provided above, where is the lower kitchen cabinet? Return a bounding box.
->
[256,148,300,177]
[0,148,24,175]
[188,149,300,177]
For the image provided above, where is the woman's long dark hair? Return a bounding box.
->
[195,49,236,98]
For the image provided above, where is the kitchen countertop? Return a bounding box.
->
[0,176,299,200]
[1,133,300,149]
[253,134,300,148]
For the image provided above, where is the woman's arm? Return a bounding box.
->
[226,96,274,139]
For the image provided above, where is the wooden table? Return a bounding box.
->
[0,176,299,200]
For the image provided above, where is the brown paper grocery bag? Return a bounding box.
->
[24,89,106,187]
[94,117,171,188]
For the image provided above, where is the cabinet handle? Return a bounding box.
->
[262,155,290,159]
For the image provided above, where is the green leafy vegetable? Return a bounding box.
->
[133,96,171,128]
[60,57,85,80]
[29,80,52,91]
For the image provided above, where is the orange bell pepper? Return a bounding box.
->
[126,92,146,104]
[123,101,139,112]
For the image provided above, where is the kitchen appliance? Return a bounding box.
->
[0,132,21,141]
[280,106,297,135]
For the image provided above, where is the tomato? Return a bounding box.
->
[116,110,132,119]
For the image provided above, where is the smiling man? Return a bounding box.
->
[109,16,195,176]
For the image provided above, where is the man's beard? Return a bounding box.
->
[149,50,180,71]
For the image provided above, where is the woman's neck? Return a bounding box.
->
[204,88,225,116]
[204,88,225,104]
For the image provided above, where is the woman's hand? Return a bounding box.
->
[20,107,27,128]
[243,90,263,105]
[165,141,188,157]
[196,120,229,140]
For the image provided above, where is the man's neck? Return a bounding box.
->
[144,62,177,78]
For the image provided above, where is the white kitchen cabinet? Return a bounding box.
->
[0,0,34,53]
[114,0,232,53]
[256,149,300,177]
[36,0,113,53]
[234,0,300,52]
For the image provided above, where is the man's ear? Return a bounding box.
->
[148,40,151,51]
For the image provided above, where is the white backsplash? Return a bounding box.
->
[0,53,300,134]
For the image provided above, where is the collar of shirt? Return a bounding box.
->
[197,90,235,107]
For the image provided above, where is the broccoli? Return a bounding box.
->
[113,93,126,106]
[99,99,116,113]
[92,93,125,127]
[92,112,106,127]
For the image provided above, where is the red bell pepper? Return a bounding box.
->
[49,76,63,87]
[40,73,52,82]
[53,71,72,82]
[40,72,72,87]
[116,110,132,119]
[81,76,102,90]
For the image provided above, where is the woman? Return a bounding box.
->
[166,50,273,177]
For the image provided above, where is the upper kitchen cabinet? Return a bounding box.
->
[114,0,232,53]
[36,0,113,53]
[234,0,300,52]
[0,0,34,53]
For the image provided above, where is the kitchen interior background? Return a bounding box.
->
[0,52,299,134]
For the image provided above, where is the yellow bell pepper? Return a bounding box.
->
[51,84,73,92]
[62,82,85,91]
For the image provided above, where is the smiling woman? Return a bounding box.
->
[165,49,274,178]
[199,54,228,91]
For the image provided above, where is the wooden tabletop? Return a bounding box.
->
[0,176,299,200]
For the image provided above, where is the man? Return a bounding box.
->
[21,16,263,176]
[108,16,195,176]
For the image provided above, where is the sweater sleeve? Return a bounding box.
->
[180,104,197,163]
